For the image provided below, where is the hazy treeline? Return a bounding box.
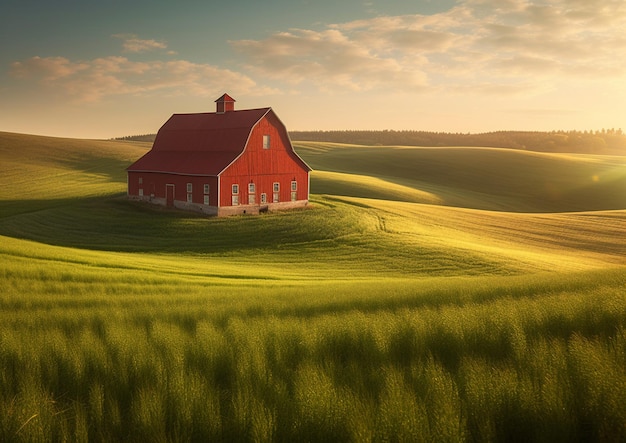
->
[115,129,626,155]
[114,133,157,142]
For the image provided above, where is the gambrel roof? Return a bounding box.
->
[128,108,275,176]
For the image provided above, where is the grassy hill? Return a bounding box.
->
[1,132,624,276]
[295,142,626,212]
[0,131,150,217]
[1,131,625,441]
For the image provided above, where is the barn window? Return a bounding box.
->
[249,194,256,205]
[291,181,297,191]
[272,182,280,202]
[261,193,267,204]
[248,183,255,194]
[204,195,210,205]
[187,183,192,193]
[204,184,210,194]
[291,192,297,201]
[187,193,193,203]
[232,184,239,206]
[263,135,270,149]
[139,188,144,197]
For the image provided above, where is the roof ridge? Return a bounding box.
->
[168,107,271,117]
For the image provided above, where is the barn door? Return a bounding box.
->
[166,184,175,207]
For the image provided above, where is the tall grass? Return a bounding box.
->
[1,260,625,441]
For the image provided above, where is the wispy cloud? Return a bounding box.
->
[113,34,170,53]
[231,28,429,92]
[231,0,626,94]
[10,55,269,103]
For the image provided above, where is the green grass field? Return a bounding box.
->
[1,131,625,441]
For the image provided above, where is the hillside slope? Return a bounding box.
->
[295,142,626,212]
[0,132,624,277]
[0,131,149,217]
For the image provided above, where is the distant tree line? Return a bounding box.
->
[113,134,157,143]
[115,129,626,155]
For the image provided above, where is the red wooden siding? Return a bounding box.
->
[128,172,218,206]
[219,112,309,207]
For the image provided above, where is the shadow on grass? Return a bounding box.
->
[0,195,361,254]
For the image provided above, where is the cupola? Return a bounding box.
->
[215,93,236,113]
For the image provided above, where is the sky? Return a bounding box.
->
[1,0,626,139]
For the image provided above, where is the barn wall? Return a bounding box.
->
[128,172,219,213]
[219,113,310,208]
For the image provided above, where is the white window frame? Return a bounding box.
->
[291,181,297,191]
[263,135,270,149]
[248,183,255,194]
[204,195,210,205]
[261,193,267,204]
[291,191,297,202]
[272,182,280,203]
[204,184,210,194]
[187,183,193,193]
[187,193,193,203]
[232,184,239,206]
[138,188,144,197]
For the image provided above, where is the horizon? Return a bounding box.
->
[2,0,626,139]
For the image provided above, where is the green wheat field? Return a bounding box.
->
[1,131,625,442]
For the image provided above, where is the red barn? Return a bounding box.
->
[127,94,311,216]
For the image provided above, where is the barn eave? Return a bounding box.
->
[126,169,217,177]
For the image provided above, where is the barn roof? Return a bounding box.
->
[127,107,273,176]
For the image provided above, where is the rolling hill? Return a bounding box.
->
[1,131,624,277]
[296,141,626,212]
[0,131,150,217]
[1,130,625,441]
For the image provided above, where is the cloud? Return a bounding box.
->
[231,28,429,92]
[230,0,626,94]
[10,56,89,80]
[10,2,626,105]
[113,34,169,53]
[10,55,268,103]
[504,108,580,117]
